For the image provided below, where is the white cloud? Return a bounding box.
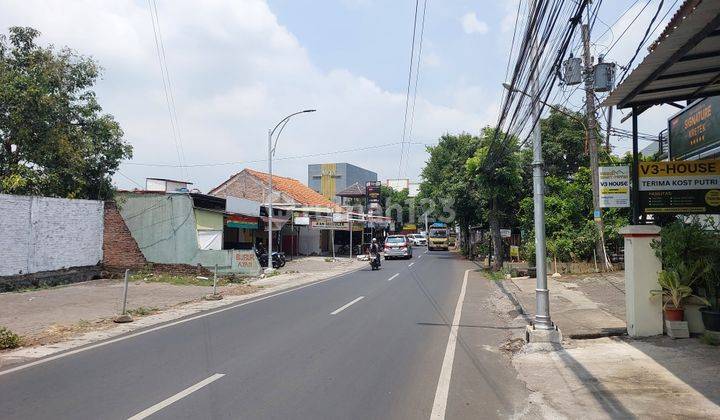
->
[0,0,492,190]
[460,12,489,35]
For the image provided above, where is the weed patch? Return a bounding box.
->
[0,326,21,349]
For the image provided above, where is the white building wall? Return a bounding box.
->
[0,194,104,276]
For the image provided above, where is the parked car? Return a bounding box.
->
[384,235,413,259]
[406,234,427,247]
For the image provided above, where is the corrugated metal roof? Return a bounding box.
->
[603,0,720,109]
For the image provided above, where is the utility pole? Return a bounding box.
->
[530,0,553,332]
[581,22,612,272]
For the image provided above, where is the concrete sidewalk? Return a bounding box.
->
[488,270,720,418]
[506,272,627,338]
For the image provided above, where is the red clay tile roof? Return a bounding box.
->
[242,169,341,210]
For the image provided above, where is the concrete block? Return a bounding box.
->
[665,320,689,339]
[526,324,563,344]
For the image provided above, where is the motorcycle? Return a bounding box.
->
[255,248,283,269]
[369,252,381,270]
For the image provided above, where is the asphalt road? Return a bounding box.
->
[0,250,529,419]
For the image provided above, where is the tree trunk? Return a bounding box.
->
[489,196,503,271]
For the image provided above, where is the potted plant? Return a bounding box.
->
[699,256,720,332]
[651,265,707,321]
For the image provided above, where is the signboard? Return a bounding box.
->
[332,212,347,222]
[669,96,720,159]
[293,216,310,226]
[500,229,512,238]
[310,219,349,230]
[639,159,720,214]
[226,214,259,229]
[510,245,519,258]
[599,166,630,208]
[386,178,410,191]
[365,181,381,207]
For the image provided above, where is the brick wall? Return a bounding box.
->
[103,201,147,269]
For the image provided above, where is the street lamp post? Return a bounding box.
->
[266,109,316,273]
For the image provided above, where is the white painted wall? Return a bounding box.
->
[0,194,104,276]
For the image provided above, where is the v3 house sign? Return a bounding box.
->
[639,159,720,214]
[599,166,630,208]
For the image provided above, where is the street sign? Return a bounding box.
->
[365,181,381,207]
[500,229,511,238]
[639,159,720,214]
[599,166,630,208]
[669,96,720,160]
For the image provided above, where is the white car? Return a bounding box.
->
[407,234,427,247]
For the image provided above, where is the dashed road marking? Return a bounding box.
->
[387,273,399,281]
[128,373,225,420]
[330,296,365,315]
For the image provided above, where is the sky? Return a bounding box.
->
[0,0,680,193]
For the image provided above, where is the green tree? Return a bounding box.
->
[0,27,132,199]
[466,127,524,270]
[420,133,483,254]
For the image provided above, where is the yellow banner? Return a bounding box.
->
[639,159,720,177]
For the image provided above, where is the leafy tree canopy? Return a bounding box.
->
[0,26,132,199]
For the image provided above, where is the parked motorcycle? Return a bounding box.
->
[255,248,283,269]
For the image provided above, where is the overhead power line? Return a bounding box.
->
[147,0,188,180]
[402,0,429,179]
[397,0,421,179]
[123,141,430,168]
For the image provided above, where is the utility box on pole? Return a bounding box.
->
[563,56,583,85]
[593,62,616,92]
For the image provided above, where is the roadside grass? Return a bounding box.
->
[131,272,236,287]
[484,268,512,281]
[0,326,21,350]
[127,306,159,316]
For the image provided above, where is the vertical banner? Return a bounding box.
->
[599,166,630,208]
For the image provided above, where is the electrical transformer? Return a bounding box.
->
[593,62,616,92]
[563,56,582,85]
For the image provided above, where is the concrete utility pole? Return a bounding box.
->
[581,23,612,271]
[529,0,553,332]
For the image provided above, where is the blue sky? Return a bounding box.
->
[1,0,677,192]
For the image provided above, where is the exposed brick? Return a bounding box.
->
[103,201,147,269]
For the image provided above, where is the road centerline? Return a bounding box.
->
[430,269,470,420]
[408,262,415,267]
[387,273,399,281]
[330,296,365,315]
[127,373,225,420]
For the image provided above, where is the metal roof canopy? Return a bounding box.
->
[602,0,720,225]
[603,0,720,111]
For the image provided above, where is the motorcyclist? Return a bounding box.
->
[369,238,381,267]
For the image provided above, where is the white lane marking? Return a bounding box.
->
[430,269,470,420]
[128,373,225,420]
[418,255,422,259]
[387,273,399,282]
[330,296,365,315]
[0,267,363,377]
[408,262,415,267]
